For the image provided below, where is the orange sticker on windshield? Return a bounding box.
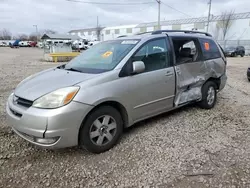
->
[204,42,210,50]
[102,51,113,58]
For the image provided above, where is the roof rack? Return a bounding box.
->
[135,32,152,35]
[151,30,212,37]
[117,35,127,38]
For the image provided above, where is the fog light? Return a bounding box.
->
[35,137,59,144]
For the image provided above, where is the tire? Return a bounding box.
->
[231,53,236,57]
[79,106,123,153]
[248,78,250,82]
[198,81,217,109]
[241,53,245,57]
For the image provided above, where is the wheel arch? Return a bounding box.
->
[205,77,221,90]
[94,101,130,128]
[78,100,130,136]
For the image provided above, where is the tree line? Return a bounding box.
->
[0,29,57,40]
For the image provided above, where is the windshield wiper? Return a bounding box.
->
[57,64,66,69]
[64,68,82,72]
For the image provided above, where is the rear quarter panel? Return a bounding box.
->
[204,58,226,78]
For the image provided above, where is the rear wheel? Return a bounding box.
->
[199,81,217,109]
[248,78,250,82]
[79,106,123,153]
[241,53,245,57]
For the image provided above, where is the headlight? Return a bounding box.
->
[33,87,80,109]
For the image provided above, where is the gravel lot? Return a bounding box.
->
[1,48,250,188]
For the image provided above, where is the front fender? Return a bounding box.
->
[74,90,133,126]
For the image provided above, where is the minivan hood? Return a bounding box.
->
[14,68,97,101]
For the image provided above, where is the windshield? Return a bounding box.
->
[65,40,139,73]
[226,46,235,51]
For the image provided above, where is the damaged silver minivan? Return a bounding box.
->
[6,30,227,153]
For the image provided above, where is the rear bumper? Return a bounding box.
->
[219,74,227,91]
[6,93,93,149]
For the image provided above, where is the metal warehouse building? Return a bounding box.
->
[68,12,250,54]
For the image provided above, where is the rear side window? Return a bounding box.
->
[199,39,221,60]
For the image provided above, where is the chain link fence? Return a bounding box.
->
[217,40,250,55]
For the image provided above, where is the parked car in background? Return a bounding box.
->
[72,41,88,51]
[88,40,100,47]
[36,42,43,48]
[6,30,227,153]
[19,41,29,47]
[10,40,20,48]
[0,42,8,47]
[28,41,37,47]
[224,46,245,57]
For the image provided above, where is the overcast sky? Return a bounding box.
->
[1,0,250,35]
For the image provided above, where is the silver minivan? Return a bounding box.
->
[6,30,227,153]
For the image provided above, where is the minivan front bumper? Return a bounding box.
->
[6,94,93,149]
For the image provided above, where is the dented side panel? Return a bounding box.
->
[204,58,226,78]
[174,58,226,106]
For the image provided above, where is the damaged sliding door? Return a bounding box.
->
[174,61,207,106]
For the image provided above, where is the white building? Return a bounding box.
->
[101,24,137,41]
[68,12,250,41]
[68,28,104,41]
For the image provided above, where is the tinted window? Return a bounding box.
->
[132,38,168,72]
[199,39,221,60]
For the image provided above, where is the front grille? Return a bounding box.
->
[15,96,33,108]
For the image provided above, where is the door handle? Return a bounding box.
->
[165,71,174,76]
[175,67,181,74]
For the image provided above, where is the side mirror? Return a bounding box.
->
[132,61,145,74]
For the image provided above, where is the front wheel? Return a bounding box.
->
[198,81,217,109]
[79,106,123,153]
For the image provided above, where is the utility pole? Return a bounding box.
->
[33,25,38,42]
[206,0,212,32]
[96,16,101,41]
[97,16,99,28]
[156,0,161,29]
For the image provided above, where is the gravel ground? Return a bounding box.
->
[1,48,250,188]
